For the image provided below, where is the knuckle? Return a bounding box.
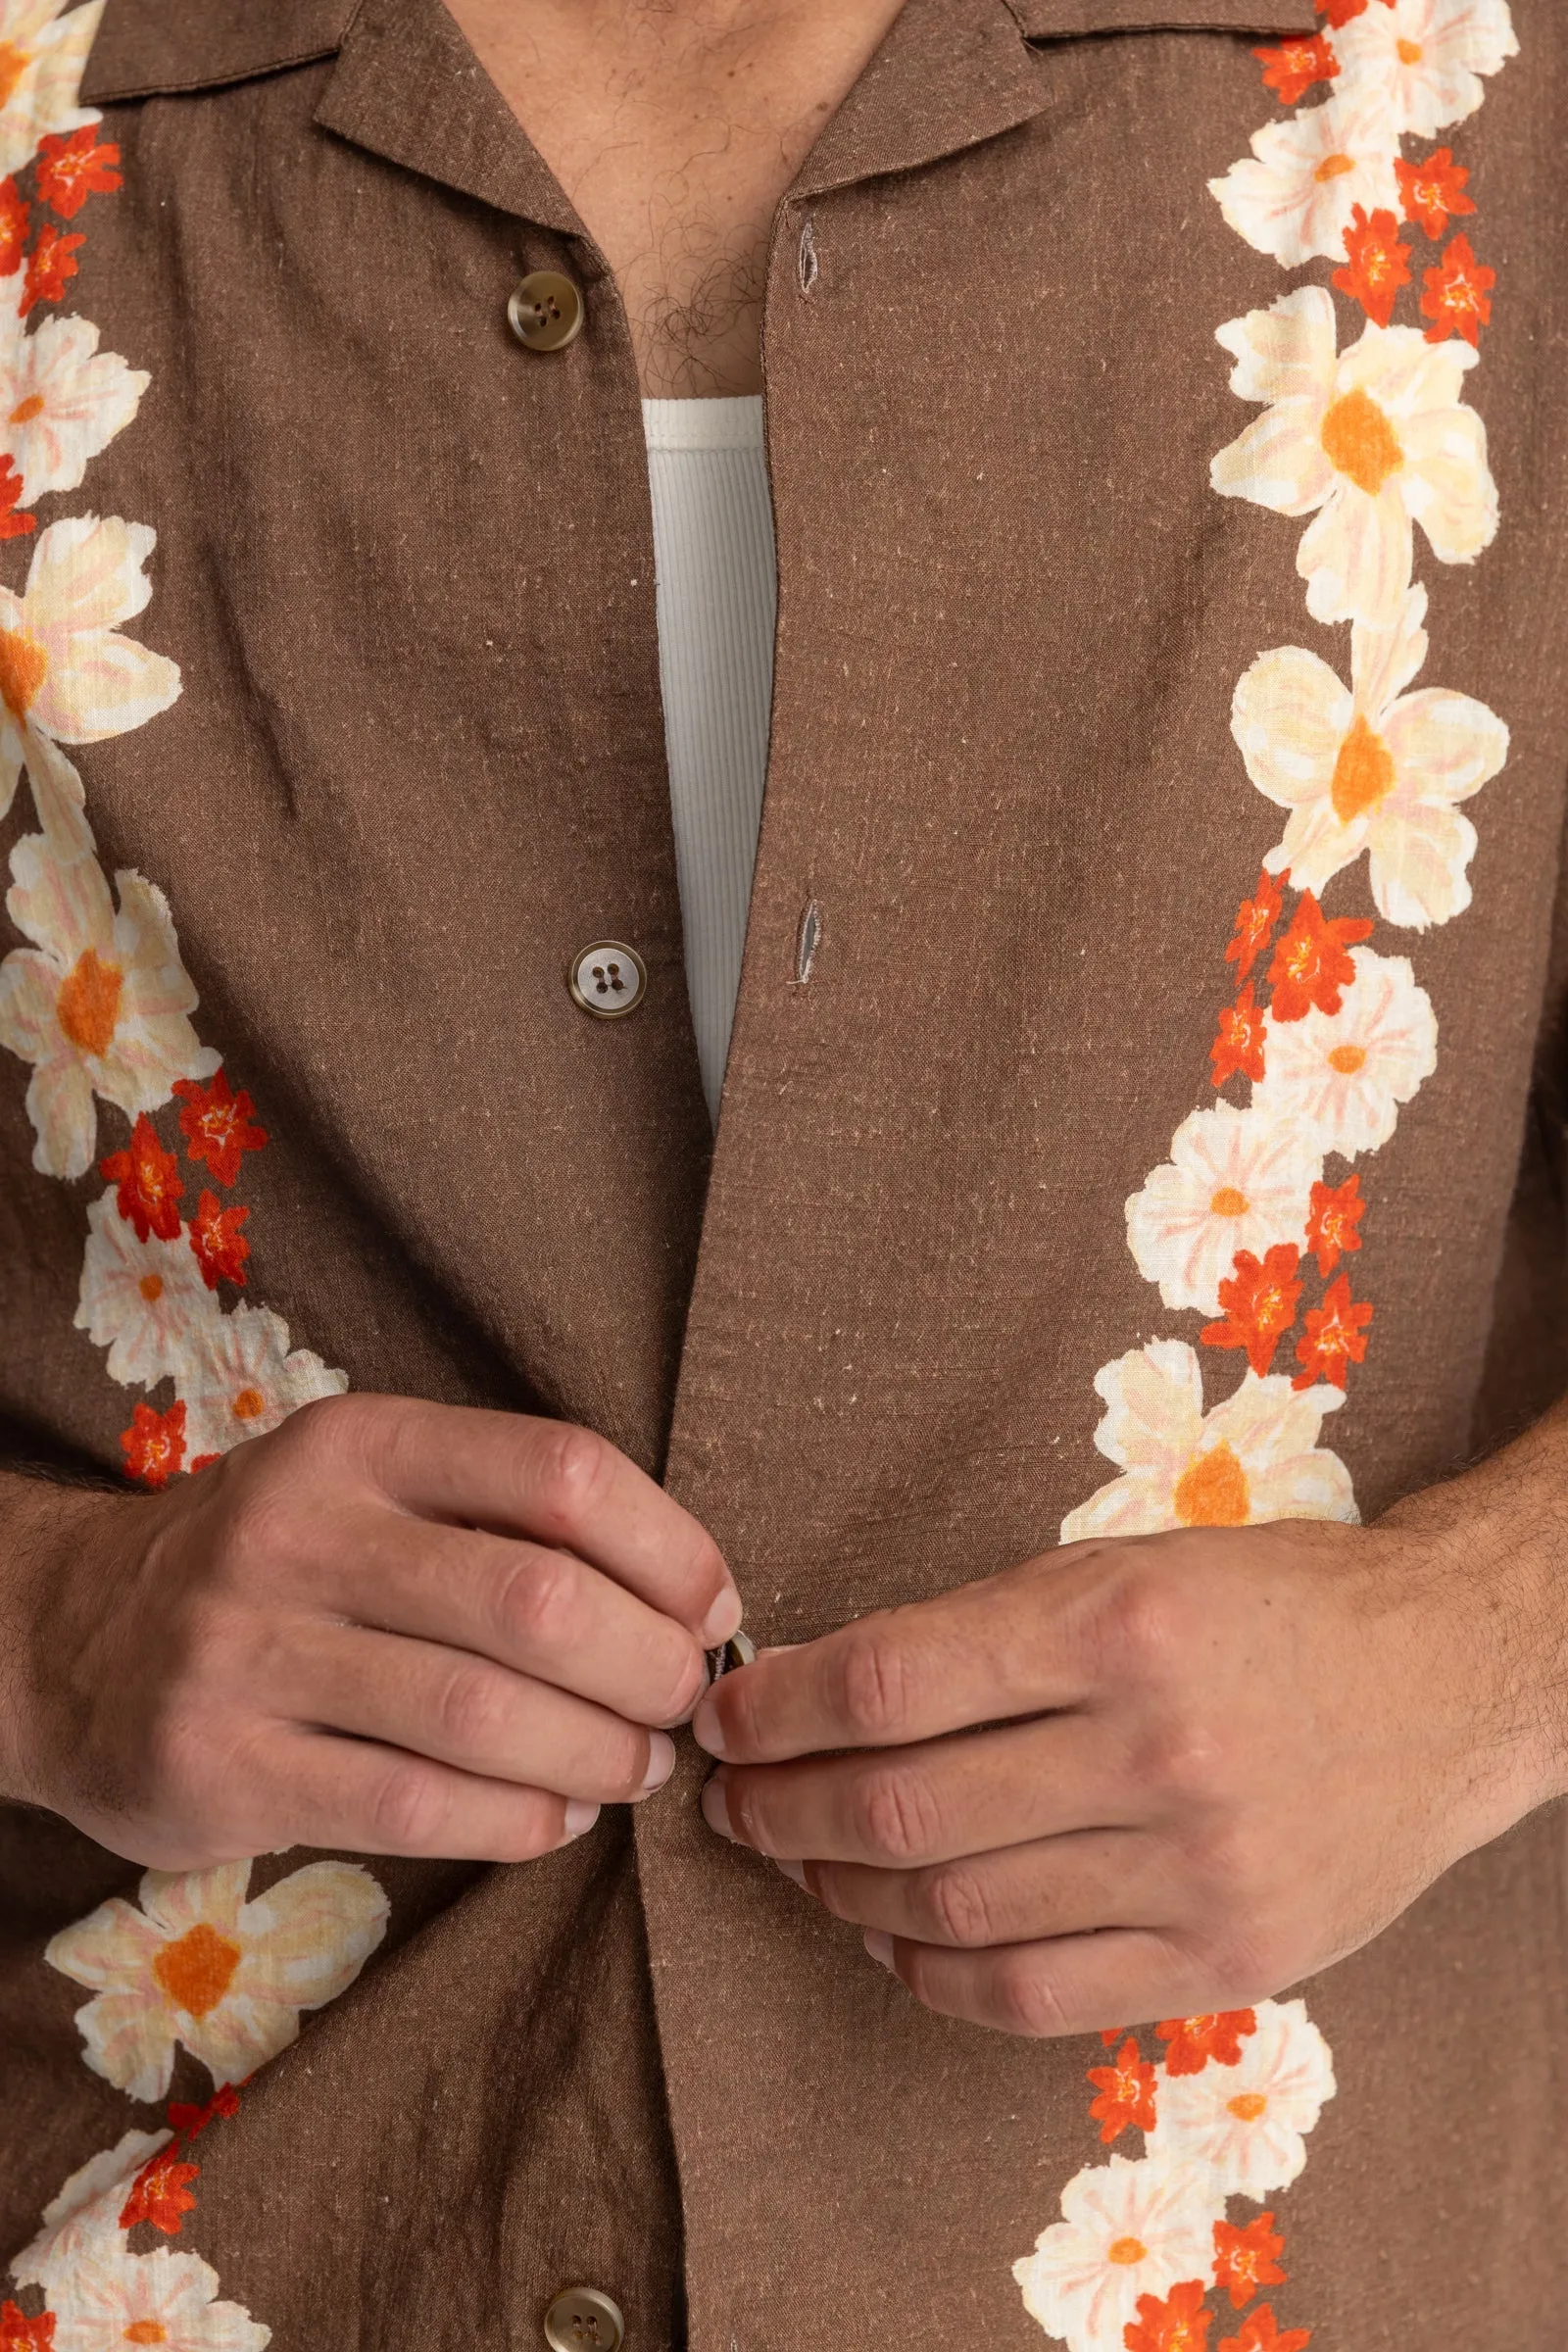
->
[495,1547,581,1653]
[833,1624,914,1744]
[1094,1570,1189,1683]
[268,1388,362,1472]
[993,1953,1072,2039]
[431,1661,508,1758]
[368,1757,451,1851]
[527,1422,611,1544]
[856,1763,944,1865]
[917,1861,997,1948]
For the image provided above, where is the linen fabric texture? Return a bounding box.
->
[1,0,1567,2346]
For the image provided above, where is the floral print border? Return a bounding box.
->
[0,3,382,2334]
[1017,3,1517,2346]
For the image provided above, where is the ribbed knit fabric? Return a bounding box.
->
[643,396,777,1125]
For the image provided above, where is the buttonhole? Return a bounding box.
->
[798,218,819,297]
[796,900,821,986]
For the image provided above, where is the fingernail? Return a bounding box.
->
[672,1659,712,1728]
[700,1774,735,1840]
[775,1857,807,1887]
[639,1732,675,1795]
[563,1799,600,1840]
[863,1929,895,1971]
[698,1588,744,1648]
[690,1692,726,1758]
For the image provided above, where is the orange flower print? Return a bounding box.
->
[1210,983,1267,1088]
[1225,869,1286,984]
[0,2305,54,2351]
[169,2082,241,2138]
[1100,2027,1129,2046]
[1200,1246,1302,1378]
[0,453,35,541]
[1332,204,1411,328]
[120,2143,199,2235]
[1253,32,1337,105]
[189,1189,251,1290]
[1395,148,1474,241]
[1304,1174,1364,1277]
[1087,2036,1157,2144]
[1266,893,1372,1023]
[35,125,123,220]
[1156,2011,1257,2076]
[0,175,25,274]
[1218,2307,1310,2352]
[1422,233,1494,349]
[173,1069,268,1186]
[1314,0,1367,24]
[20,222,84,318]
[1294,1273,1373,1391]
[1124,2279,1213,2352]
[120,1397,187,1489]
[1213,2215,1287,2311]
[102,1113,184,1243]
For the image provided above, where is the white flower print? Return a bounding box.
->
[0,0,102,180]
[1147,1998,1337,2198]
[1012,2154,1214,2352]
[0,514,181,852]
[1232,584,1508,927]
[1208,85,1399,269]
[1335,0,1518,137]
[45,2229,270,2352]
[1061,1340,1357,1543]
[45,1857,389,2104]
[9,2128,167,2291]
[1211,285,1497,626]
[0,314,149,502]
[177,1301,348,1462]
[1254,946,1438,1156]
[0,834,218,1179]
[74,1187,220,1385]
[1126,1102,1321,1317]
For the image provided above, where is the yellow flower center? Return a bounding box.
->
[1228,2092,1268,2122]
[0,623,49,722]
[1174,1443,1250,1529]
[1328,1044,1367,1074]
[1321,389,1405,497]
[56,949,123,1058]
[139,1273,165,1302]
[124,2327,170,2346]
[8,393,45,424]
[151,1921,242,2019]
[1331,713,1396,823]
[1107,2236,1149,2267]
[232,1387,267,1421]
[1396,37,1423,63]
[0,42,30,110]
[1209,1187,1249,1218]
[1313,151,1356,182]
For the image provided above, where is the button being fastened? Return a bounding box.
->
[509,270,584,352]
[568,941,647,1018]
[543,2286,624,2352]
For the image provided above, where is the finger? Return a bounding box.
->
[870,1928,1219,2039]
[284,1623,676,1805]
[798,1829,1171,1947]
[705,1716,1142,1868]
[306,1396,740,1645]
[255,1728,602,1864]
[317,1507,710,1728]
[692,1553,1097,1763]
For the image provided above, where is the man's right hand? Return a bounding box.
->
[0,1396,738,1871]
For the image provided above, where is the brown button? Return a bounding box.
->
[543,2287,624,2352]
[509,270,584,352]
[568,941,646,1018]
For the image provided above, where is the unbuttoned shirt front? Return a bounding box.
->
[1,0,1566,2347]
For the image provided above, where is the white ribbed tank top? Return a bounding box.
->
[642,396,777,1126]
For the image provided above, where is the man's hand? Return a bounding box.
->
[0,1395,739,1871]
[690,1476,1562,2035]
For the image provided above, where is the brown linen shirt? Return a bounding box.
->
[2,0,1567,2345]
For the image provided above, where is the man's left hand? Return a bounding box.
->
[690,1494,1558,2035]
